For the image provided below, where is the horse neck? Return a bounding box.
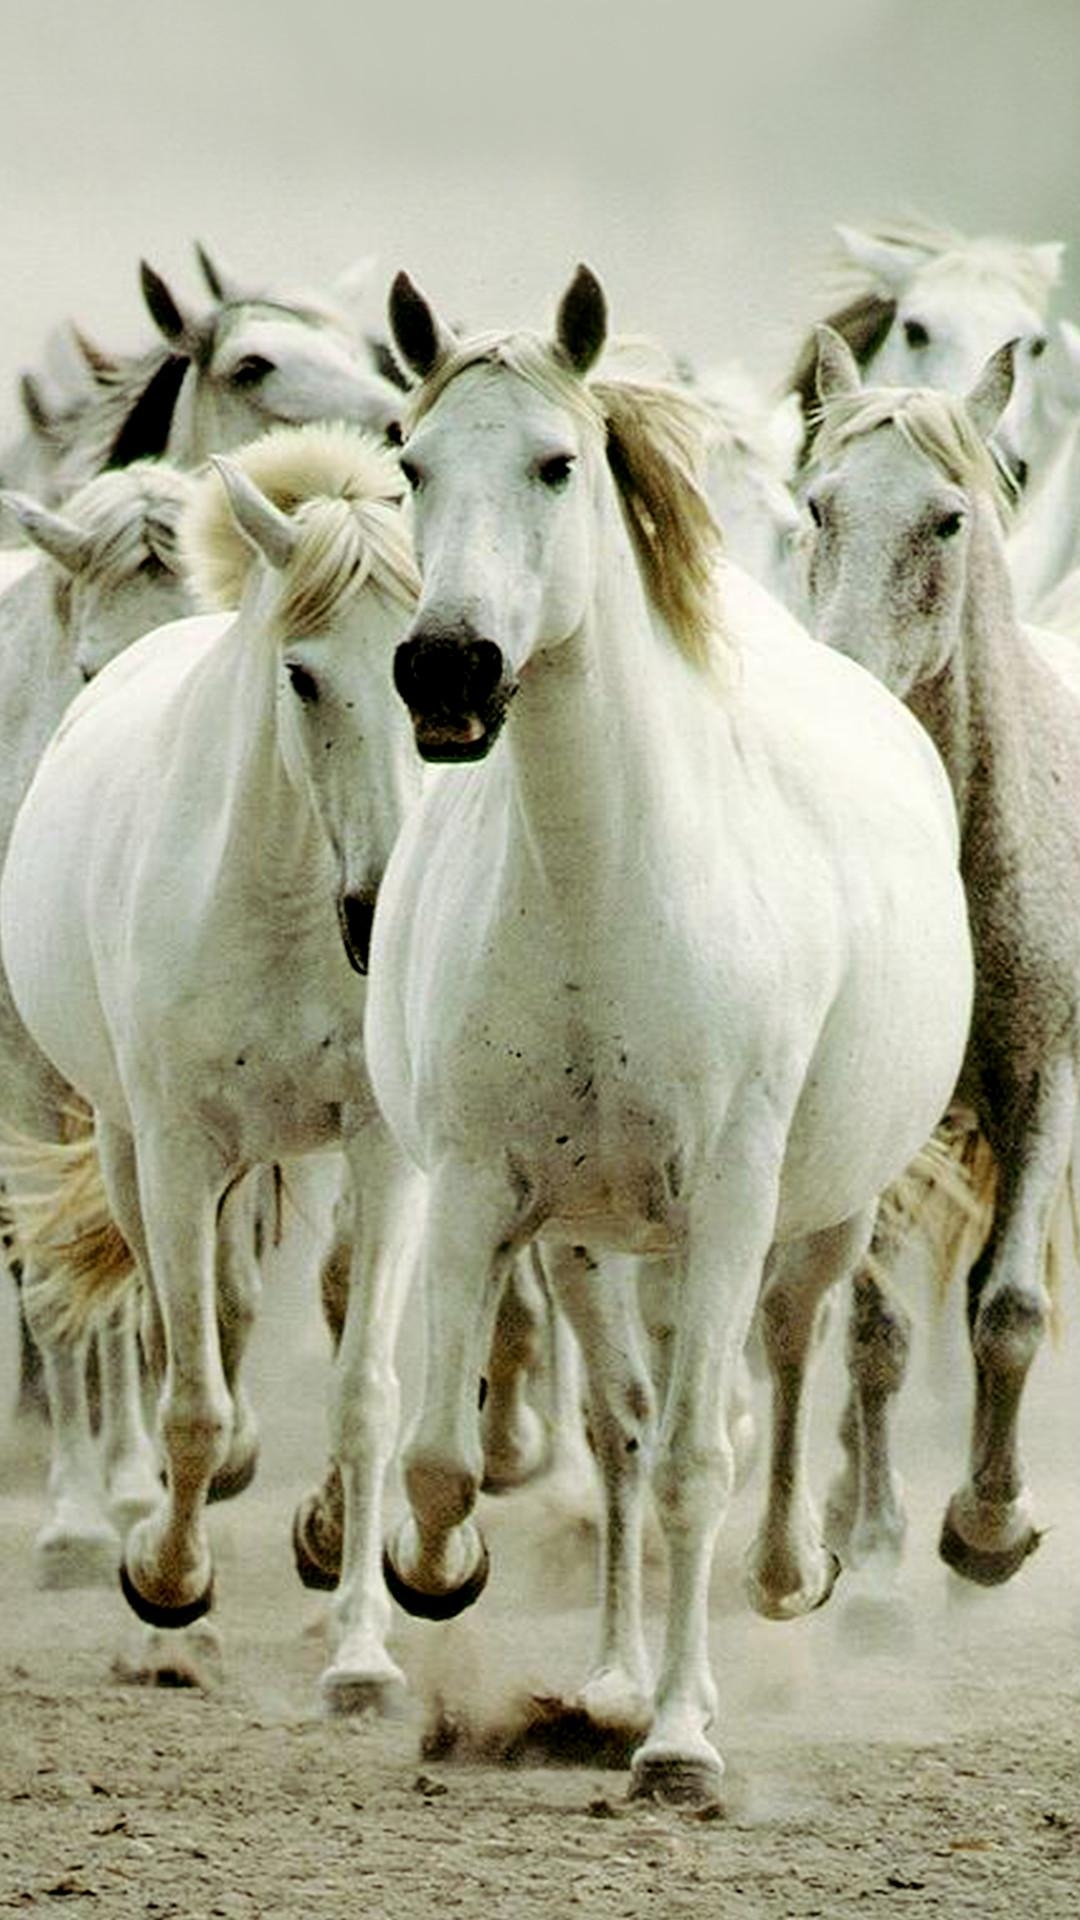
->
[504,488,703,896]
[907,500,1031,848]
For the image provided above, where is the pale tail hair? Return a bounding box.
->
[0,1102,133,1344]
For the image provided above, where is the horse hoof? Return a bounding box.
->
[292,1503,340,1592]
[208,1447,258,1504]
[119,1560,215,1630]
[35,1529,119,1592]
[628,1752,724,1810]
[321,1669,409,1719]
[938,1516,1041,1587]
[382,1537,490,1620]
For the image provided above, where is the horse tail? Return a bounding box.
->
[0,1100,134,1343]
[872,1107,1076,1343]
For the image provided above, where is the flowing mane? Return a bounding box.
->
[814,384,1017,526]
[408,332,728,676]
[182,421,419,633]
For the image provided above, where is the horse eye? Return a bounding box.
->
[536,453,575,489]
[230,355,274,388]
[139,551,170,579]
[285,661,319,704]
[935,511,964,539]
[384,419,404,448]
[903,319,930,350]
[1030,335,1047,360]
[399,457,423,492]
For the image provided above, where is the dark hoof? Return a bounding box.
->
[382,1537,490,1620]
[813,1550,843,1611]
[939,1517,1041,1587]
[628,1755,724,1810]
[119,1559,214,1630]
[207,1448,258,1505]
[292,1502,340,1592]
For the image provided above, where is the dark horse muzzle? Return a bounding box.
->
[393,628,517,762]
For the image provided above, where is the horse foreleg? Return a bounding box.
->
[318,1125,422,1715]
[383,1160,517,1616]
[940,1065,1075,1585]
[108,1124,231,1628]
[630,1152,778,1808]
[745,1210,874,1618]
[544,1244,654,1735]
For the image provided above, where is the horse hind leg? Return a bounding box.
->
[30,1322,120,1588]
[745,1209,875,1621]
[207,1174,263,1504]
[823,1268,912,1572]
[479,1255,551,1492]
[939,1066,1074,1587]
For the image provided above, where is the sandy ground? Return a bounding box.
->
[3,1256,1080,1920]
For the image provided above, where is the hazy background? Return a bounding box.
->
[0,0,1078,411]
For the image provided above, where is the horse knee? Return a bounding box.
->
[973,1282,1047,1374]
[653,1434,733,1536]
[848,1275,911,1397]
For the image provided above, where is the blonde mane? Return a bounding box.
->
[814,384,1017,526]
[60,460,194,584]
[407,333,728,677]
[182,422,419,634]
[832,218,1062,314]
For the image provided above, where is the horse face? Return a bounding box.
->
[191,312,404,457]
[871,266,1048,489]
[276,586,420,973]
[394,367,595,761]
[806,428,974,698]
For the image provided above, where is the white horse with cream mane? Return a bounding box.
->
[366,265,973,1805]
[0,424,423,1711]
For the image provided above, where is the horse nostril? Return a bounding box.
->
[338,890,378,975]
[464,639,504,700]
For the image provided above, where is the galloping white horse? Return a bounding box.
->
[366,266,973,1803]
[0,463,196,1584]
[806,330,1080,1585]
[1,425,423,1711]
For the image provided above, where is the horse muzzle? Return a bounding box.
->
[393,631,516,763]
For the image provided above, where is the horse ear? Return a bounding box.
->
[815,325,863,404]
[0,490,94,573]
[194,241,243,305]
[388,272,456,381]
[18,372,53,437]
[68,323,119,384]
[965,341,1017,441]
[555,264,607,376]
[210,457,298,572]
[1032,241,1065,290]
[834,224,931,293]
[140,261,198,348]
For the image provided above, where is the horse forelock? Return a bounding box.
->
[182,421,418,633]
[814,385,1016,526]
[406,332,729,681]
[59,462,195,586]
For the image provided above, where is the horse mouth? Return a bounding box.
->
[410,709,506,763]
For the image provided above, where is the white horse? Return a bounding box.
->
[0,463,198,1583]
[788,220,1063,490]
[50,260,404,495]
[694,366,805,615]
[365,266,972,1804]
[1,424,424,1710]
[807,329,1080,1585]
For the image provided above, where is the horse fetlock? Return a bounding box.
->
[745,1524,841,1619]
[939,1483,1041,1586]
[404,1448,480,1535]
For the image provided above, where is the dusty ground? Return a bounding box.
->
[3,1267,1080,1920]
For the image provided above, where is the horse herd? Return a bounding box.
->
[1,220,1079,1810]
